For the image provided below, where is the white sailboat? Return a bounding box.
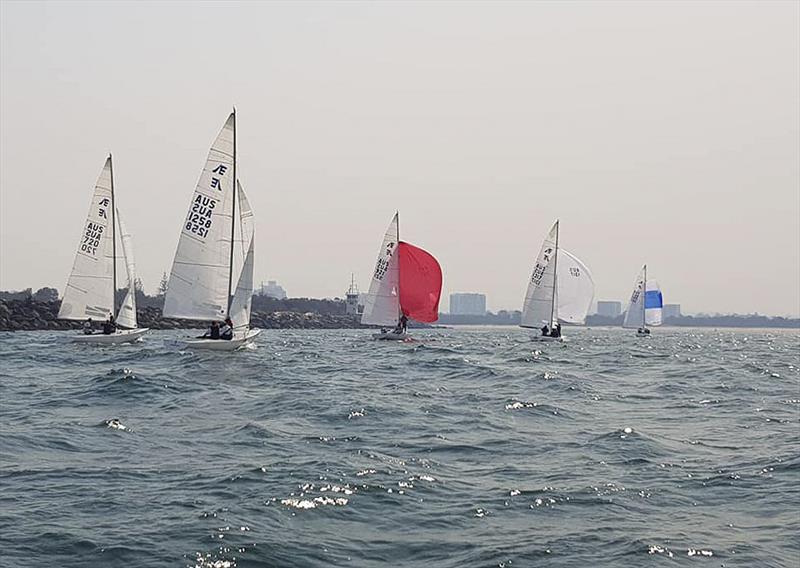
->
[519,220,594,341]
[59,155,149,344]
[361,212,443,340]
[163,111,260,350]
[623,264,663,335]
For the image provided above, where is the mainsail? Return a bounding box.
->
[520,221,559,328]
[163,113,236,320]
[398,242,442,323]
[623,268,645,328]
[115,210,138,329]
[59,157,115,321]
[361,213,401,326]
[556,249,595,324]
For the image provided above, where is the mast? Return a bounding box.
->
[549,220,559,327]
[226,108,237,316]
[642,264,647,330]
[109,153,117,319]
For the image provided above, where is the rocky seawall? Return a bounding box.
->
[0,300,367,331]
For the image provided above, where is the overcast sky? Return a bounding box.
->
[1,1,798,315]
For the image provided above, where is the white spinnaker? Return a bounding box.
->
[623,267,646,328]
[361,213,401,326]
[163,113,236,320]
[58,157,115,321]
[557,249,595,324]
[645,280,663,326]
[228,183,255,330]
[115,210,138,329]
[520,221,558,328]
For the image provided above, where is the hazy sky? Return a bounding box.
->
[1,1,798,315]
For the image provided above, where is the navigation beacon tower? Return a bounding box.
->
[345,274,361,316]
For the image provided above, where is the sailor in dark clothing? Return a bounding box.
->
[201,321,221,339]
[83,318,94,335]
[394,314,409,334]
[550,323,562,338]
[540,324,550,337]
[102,315,116,335]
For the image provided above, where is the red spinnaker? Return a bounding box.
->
[398,241,442,323]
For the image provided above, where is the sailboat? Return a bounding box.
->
[622,265,663,335]
[162,111,260,350]
[361,212,442,340]
[519,220,595,341]
[59,155,149,344]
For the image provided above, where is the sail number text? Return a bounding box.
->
[184,194,217,238]
[80,222,104,257]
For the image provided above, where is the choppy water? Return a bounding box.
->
[1,327,798,567]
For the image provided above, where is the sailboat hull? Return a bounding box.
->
[372,331,408,341]
[170,328,261,351]
[69,328,149,345]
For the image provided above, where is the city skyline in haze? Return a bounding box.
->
[1,1,798,316]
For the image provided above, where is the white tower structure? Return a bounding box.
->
[345,274,361,316]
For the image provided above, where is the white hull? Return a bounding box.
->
[69,328,149,345]
[170,328,261,351]
[372,331,408,341]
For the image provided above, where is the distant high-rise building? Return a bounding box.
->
[257,280,287,300]
[596,300,622,317]
[450,293,487,316]
[663,304,681,318]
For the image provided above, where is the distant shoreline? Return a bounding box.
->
[1,298,797,331]
[436,313,800,329]
[0,299,367,331]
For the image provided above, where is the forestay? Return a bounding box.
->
[361,214,401,326]
[58,157,115,321]
[520,221,558,328]
[557,249,595,324]
[115,210,138,329]
[228,183,255,330]
[163,114,236,320]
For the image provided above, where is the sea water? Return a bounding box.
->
[0,327,798,567]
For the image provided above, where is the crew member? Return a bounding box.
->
[220,317,234,340]
[102,315,116,335]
